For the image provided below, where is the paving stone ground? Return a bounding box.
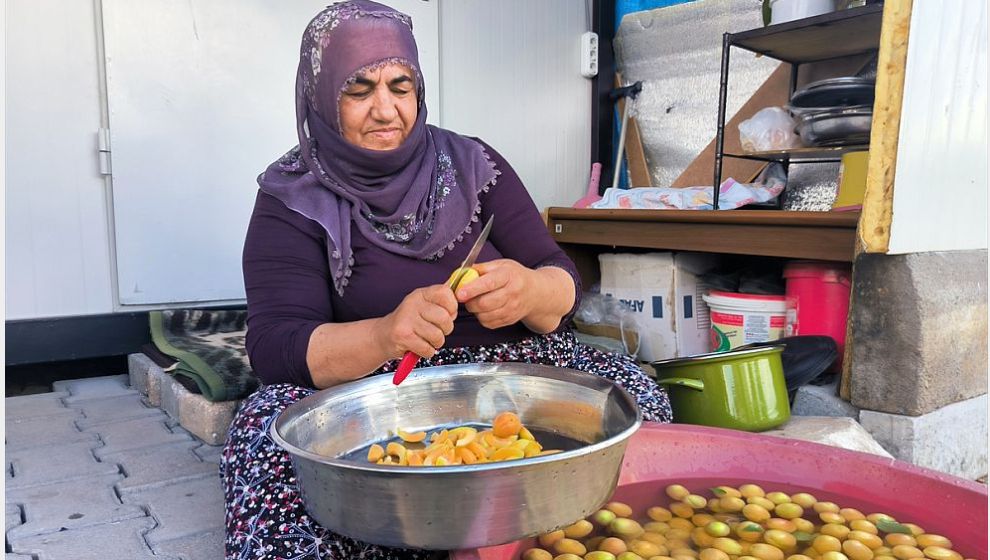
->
[4,375,225,560]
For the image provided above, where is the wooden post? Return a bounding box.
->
[840,0,913,400]
[615,73,653,188]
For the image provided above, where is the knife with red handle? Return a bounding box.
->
[391,215,495,386]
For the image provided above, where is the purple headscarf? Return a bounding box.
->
[257,0,499,295]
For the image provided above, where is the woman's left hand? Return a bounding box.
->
[454,259,535,329]
[455,259,575,333]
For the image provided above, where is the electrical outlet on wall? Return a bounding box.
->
[581,31,598,78]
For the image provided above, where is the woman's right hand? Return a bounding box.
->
[374,285,458,361]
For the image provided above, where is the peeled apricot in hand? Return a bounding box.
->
[492,411,522,438]
[446,266,480,290]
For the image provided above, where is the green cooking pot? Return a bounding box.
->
[651,345,789,432]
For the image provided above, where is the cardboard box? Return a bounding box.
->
[598,252,718,362]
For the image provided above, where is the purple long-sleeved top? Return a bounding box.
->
[242,142,582,388]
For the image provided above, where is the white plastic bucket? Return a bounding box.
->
[770,0,835,25]
[702,291,787,351]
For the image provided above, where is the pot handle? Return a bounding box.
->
[656,377,705,391]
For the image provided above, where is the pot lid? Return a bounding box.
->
[738,336,839,390]
[651,345,784,368]
[790,76,875,110]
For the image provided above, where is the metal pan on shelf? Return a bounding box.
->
[789,76,876,113]
[794,104,873,146]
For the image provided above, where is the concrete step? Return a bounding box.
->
[763,415,893,458]
[860,393,988,479]
[129,353,240,446]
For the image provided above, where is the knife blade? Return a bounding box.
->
[446,214,495,291]
[392,214,495,386]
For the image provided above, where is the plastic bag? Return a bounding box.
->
[738,107,803,152]
[590,162,787,211]
[574,293,642,357]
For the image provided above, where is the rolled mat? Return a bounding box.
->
[148,309,259,402]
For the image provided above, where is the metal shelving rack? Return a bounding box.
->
[712,3,885,209]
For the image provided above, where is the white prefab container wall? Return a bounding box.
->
[886,0,988,255]
[100,0,440,305]
[6,0,116,319]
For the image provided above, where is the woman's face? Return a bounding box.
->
[339,63,418,151]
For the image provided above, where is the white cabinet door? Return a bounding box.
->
[102,0,440,305]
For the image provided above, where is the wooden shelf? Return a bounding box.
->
[546,208,860,263]
[729,4,884,63]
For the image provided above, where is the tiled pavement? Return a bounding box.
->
[4,376,225,560]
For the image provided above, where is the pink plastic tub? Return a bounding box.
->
[452,423,988,560]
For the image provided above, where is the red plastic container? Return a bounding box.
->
[783,261,852,371]
[452,423,988,560]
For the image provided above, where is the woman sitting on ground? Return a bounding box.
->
[221,2,672,558]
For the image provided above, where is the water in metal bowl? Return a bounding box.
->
[271,363,642,550]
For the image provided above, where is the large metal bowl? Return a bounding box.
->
[271,363,642,550]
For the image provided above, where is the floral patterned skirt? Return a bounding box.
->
[220,330,671,559]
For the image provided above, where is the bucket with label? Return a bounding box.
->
[702,291,787,351]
